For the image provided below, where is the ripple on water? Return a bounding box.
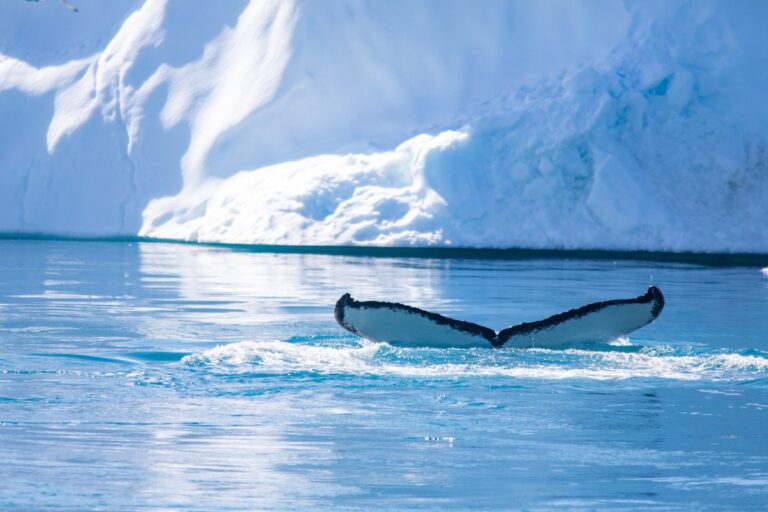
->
[3,240,768,510]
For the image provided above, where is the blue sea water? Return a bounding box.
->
[1,240,767,510]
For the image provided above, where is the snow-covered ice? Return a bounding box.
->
[1,0,766,252]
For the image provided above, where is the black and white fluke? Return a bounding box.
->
[335,287,665,348]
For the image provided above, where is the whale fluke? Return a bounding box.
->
[334,286,664,349]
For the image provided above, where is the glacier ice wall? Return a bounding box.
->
[1,0,766,252]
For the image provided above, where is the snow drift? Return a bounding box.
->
[1,0,766,252]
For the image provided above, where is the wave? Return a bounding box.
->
[181,339,768,383]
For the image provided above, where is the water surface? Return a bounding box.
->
[1,240,767,510]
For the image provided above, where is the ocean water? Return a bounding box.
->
[1,240,767,511]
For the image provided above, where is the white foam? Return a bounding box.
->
[182,340,768,383]
[182,340,382,373]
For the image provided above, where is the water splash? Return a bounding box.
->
[182,340,768,383]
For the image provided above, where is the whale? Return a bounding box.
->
[334,286,664,348]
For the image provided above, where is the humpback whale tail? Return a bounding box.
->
[335,286,664,349]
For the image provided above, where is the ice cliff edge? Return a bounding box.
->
[1,0,766,252]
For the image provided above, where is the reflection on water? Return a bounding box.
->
[0,240,767,510]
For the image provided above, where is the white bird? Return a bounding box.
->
[60,0,78,12]
[24,0,79,13]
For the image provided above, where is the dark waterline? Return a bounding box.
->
[1,232,767,267]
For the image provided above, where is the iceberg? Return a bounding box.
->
[1,0,766,252]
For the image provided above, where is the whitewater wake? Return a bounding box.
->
[181,339,768,383]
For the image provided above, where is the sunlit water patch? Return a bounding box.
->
[1,240,768,510]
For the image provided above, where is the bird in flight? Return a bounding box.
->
[24,0,79,13]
